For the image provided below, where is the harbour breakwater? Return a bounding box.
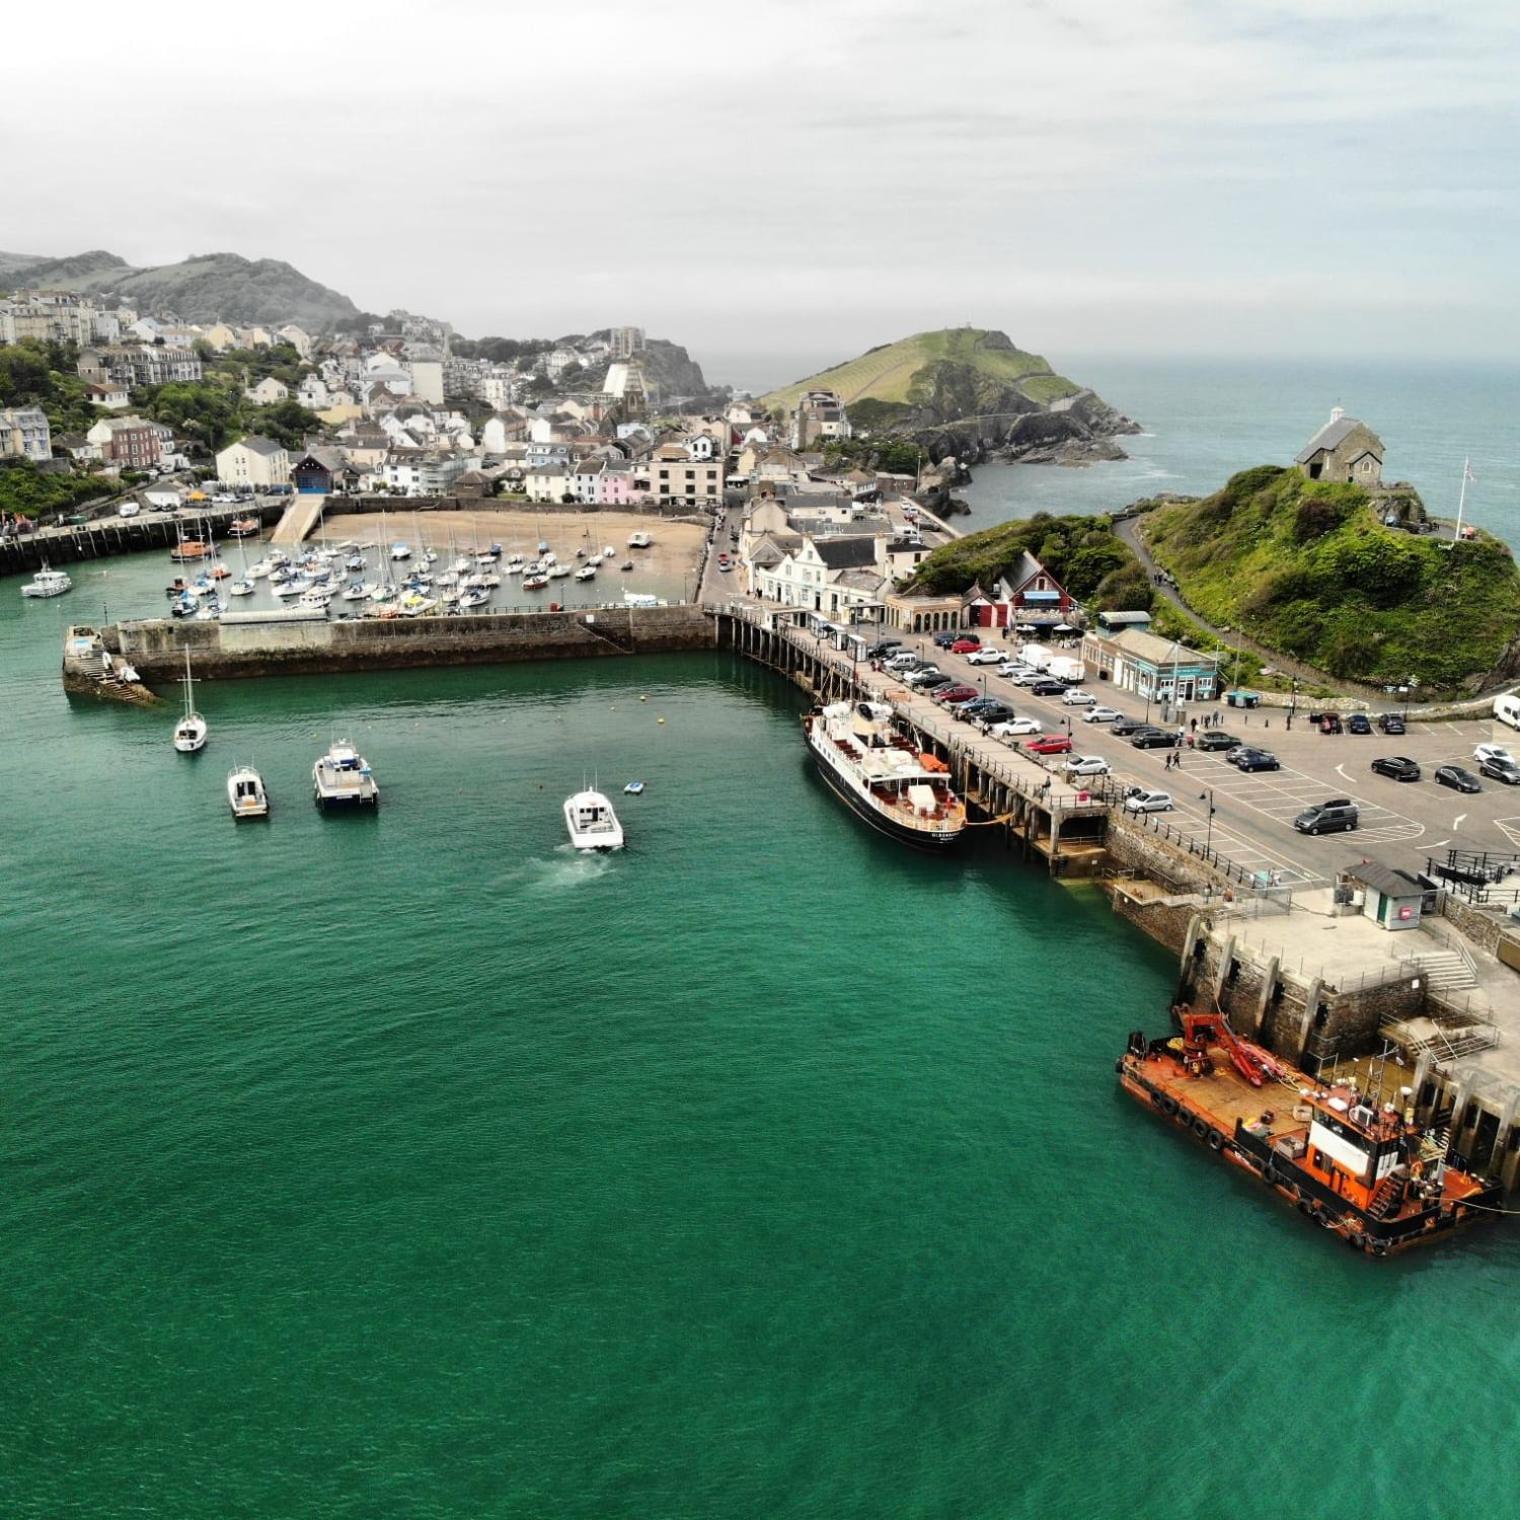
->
[105,603,716,680]
[0,503,283,576]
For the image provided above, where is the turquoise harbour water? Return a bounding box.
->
[6,512,1520,1516]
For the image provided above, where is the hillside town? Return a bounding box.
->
[1,284,986,623]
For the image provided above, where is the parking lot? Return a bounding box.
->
[874,630,1520,887]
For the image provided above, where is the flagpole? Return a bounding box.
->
[1454,456,1469,543]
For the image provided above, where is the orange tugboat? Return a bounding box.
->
[1118,1007,1499,1255]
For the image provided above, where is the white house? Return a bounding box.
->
[524,464,575,503]
[751,532,887,618]
[215,434,291,488]
[244,376,289,405]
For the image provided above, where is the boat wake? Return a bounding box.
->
[526,845,615,890]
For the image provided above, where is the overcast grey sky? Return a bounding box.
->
[6,0,1518,378]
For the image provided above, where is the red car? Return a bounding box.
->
[950,638,982,654]
[932,683,978,705]
[1026,734,1073,755]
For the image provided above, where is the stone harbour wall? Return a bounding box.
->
[108,605,715,681]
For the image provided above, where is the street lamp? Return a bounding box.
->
[1288,673,1298,731]
[1199,788,1216,853]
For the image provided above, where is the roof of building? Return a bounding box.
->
[1345,861,1424,898]
[813,536,878,571]
[1296,414,1383,464]
[1105,626,1220,668]
[234,434,286,457]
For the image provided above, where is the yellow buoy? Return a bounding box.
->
[640,695,648,702]
[657,717,666,725]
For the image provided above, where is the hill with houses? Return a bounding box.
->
[0,250,360,330]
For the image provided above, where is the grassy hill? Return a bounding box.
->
[906,513,1149,610]
[0,249,359,330]
[761,328,1082,418]
[1143,466,1520,694]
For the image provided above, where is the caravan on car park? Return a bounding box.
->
[1493,693,1520,730]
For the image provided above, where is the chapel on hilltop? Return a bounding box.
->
[1295,407,1384,485]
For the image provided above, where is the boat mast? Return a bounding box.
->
[1453,457,1472,543]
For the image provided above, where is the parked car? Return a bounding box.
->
[1370,756,1421,782]
[885,652,921,673]
[1030,679,1068,697]
[1082,706,1121,724]
[1317,713,1343,735]
[997,660,1031,677]
[1064,754,1111,776]
[1123,788,1174,814]
[1377,713,1407,735]
[1229,747,1281,771]
[1474,744,1516,767]
[1026,734,1073,756]
[934,631,975,649]
[988,717,1043,737]
[932,684,979,706]
[1479,756,1520,785]
[1294,799,1359,835]
[1346,713,1373,734]
[1004,669,1042,686]
[117,501,141,518]
[948,638,981,654]
[1110,716,1147,737]
[903,665,943,687]
[965,646,1007,666]
[957,698,1010,720]
[1434,765,1482,793]
[1061,689,1096,707]
[1129,726,1181,750]
[866,640,903,659]
[1195,731,1242,752]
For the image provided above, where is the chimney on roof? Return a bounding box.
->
[1329,406,1345,423]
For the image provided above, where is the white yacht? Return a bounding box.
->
[313,740,379,810]
[563,789,624,851]
[574,565,596,581]
[172,651,207,753]
[627,531,652,549]
[21,565,72,598]
[227,764,269,819]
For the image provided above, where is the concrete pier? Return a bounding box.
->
[0,504,281,576]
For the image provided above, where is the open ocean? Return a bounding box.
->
[6,359,1520,1517]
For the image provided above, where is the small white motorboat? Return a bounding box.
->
[227,764,269,819]
[228,577,255,597]
[628,531,652,548]
[390,542,412,561]
[20,565,72,598]
[564,789,624,851]
[623,780,646,795]
[574,565,596,581]
[313,740,378,810]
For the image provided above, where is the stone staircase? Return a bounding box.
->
[1407,948,1478,992]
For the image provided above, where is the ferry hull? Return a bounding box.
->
[808,739,961,850]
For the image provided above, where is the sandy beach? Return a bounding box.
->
[315,508,704,584]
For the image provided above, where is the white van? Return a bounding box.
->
[1494,694,1520,730]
